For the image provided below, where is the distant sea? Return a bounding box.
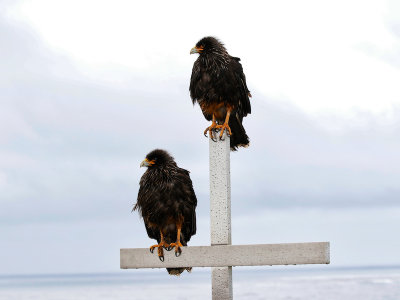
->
[1,266,399,299]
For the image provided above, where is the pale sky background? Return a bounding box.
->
[1,0,400,275]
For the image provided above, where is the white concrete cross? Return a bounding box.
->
[121,134,330,300]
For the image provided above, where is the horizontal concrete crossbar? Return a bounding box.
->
[120,242,330,269]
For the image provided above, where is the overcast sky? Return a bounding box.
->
[1,0,400,275]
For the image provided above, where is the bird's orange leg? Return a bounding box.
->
[216,107,232,139]
[169,216,184,257]
[204,114,218,141]
[149,230,170,262]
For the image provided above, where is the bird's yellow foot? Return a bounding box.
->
[169,241,183,257]
[216,123,232,140]
[149,242,170,262]
[204,122,218,141]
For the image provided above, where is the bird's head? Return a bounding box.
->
[190,36,226,55]
[140,149,174,168]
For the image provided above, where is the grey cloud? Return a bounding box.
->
[360,1,400,69]
[2,3,400,275]
[230,100,400,213]
[1,9,400,229]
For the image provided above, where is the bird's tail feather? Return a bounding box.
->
[229,113,250,151]
[166,267,192,276]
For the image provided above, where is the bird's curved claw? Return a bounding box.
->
[210,132,218,142]
[205,130,217,142]
[217,123,232,140]
[159,255,164,262]
[204,127,210,138]
[204,122,218,142]
[150,243,169,254]
[175,247,182,257]
[166,246,173,251]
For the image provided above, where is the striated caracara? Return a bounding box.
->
[190,36,252,151]
[133,149,197,276]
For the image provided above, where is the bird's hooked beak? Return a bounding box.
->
[190,46,203,54]
[140,158,155,168]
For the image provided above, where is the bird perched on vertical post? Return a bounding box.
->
[133,149,197,276]
[190,36,252,151]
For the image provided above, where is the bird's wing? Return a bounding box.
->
[177,168,197,240]
[144,222,161,242]
[136,182,162,241]
[230,56,251,117]
[189,59,202,105]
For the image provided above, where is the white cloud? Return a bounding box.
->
[1,0,400,274]
[7,0,400,117]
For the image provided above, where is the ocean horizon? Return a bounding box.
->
[1,265,399,299]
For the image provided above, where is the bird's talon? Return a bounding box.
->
[159,255,164,262]
[175,248,182,257]
[150,242,170,254]
[217,123,232,140]
[204,121,219,140]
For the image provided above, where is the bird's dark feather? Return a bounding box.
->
[134,150,197,274]
[190,37,251,150]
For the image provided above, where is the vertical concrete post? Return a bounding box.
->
[209,132,233,300]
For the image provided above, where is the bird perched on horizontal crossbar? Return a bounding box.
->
[190,36,252,151]
[133,149,197,276]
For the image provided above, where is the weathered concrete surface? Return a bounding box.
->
[120,242,330,269]
[209,132,231,246]
[212,267,233,300]
[209,132,232,299]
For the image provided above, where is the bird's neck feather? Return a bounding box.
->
[200,51,229,70]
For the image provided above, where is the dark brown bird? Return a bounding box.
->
[190,36,252,151]
[133,149,197,275]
